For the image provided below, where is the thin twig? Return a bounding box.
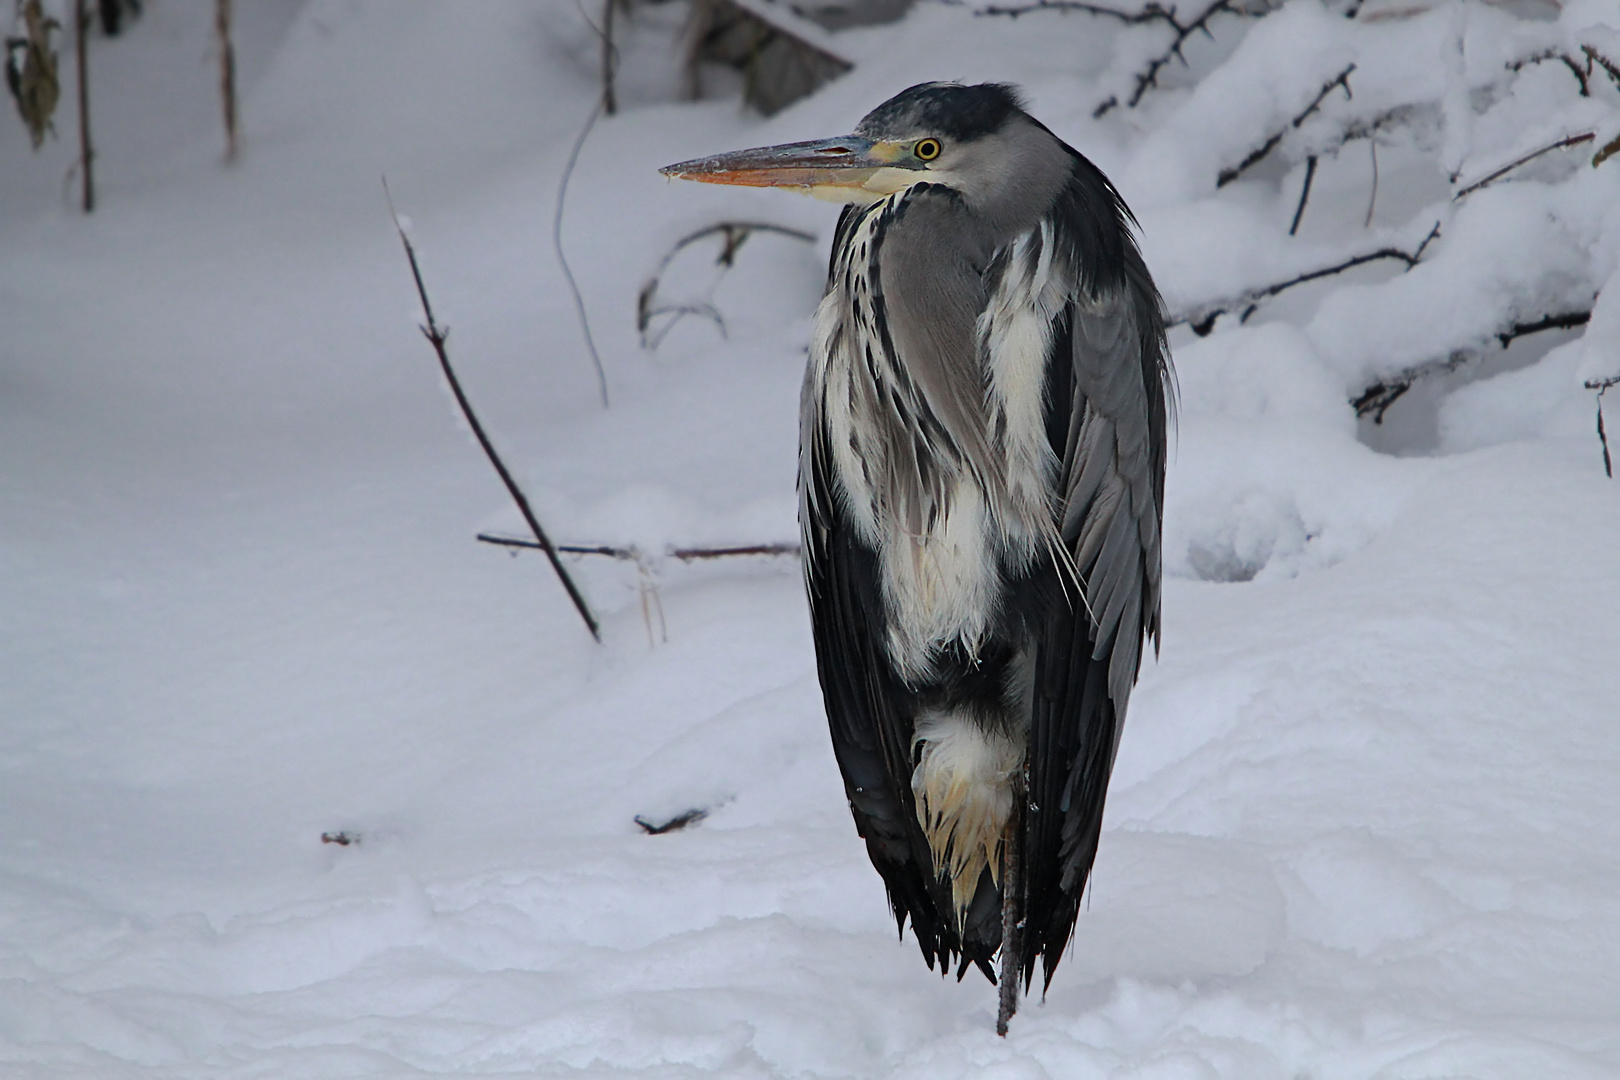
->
[1364,138,1378,227]
[1453,132,1595,201]
[638,221,816,347]
[1175,221,1440,335]
[976,1,1175,23]
[216,0,237,162]
[1584,376,1619,478]
[1497,310,1590,349]
[1507,48,1591,97]
[1288,155,1317,236]
[1216,64,1354,188]
[387,184,601,642]
[635,808,708,834]
[1095,0,1268,118]
[1586,45,1620,90]
[73,0,91,212]
[672,542,800,561]
[555,98,611,407]
[600,0,618,115]
[478,533,801,561]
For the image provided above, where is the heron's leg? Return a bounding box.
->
[995,769,1025,1036]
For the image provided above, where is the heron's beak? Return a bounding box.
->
[660,137,917,202]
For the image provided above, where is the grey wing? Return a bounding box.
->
[1021,246,1171,990]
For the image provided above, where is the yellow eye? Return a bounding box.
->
[914,138,941,161]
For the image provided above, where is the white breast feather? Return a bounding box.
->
[811,208,1068,685]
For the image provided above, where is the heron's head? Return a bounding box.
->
[661,83,1072,228]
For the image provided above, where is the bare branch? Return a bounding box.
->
[555,99,612,407]
[600,0,618,115]
[979,0,1275,118]
[976,1,1176,23]
[638,221,816,348]
[1586,45,1620,90]
[1453,132,1595,201]
[1174,221,1440,335]
[1288,155,1317,236]
[1098,0,1271,117]
[1595,133,1620,170]
[672,542,800,561]
[217,0,237,162]
[387,186,601,642]
[1508,48,1592,97]
[1217,64,1354,188]
[1584,375,1620,478]
[478,533,801,562]
[73,0,91,211]
[1353,307,1593,423]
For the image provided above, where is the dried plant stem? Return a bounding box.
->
[74,0,92,212]
[216,0,237,162]
[555,99,611,407]
[387,185,601,642]
[1584,376,1619,478]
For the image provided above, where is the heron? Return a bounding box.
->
[662,82,1171,1033]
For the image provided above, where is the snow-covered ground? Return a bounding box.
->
[3,1,1619,1075]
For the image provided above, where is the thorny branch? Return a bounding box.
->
[1217,64,1355,188]
[974,0,1271,117]
[1095,0,1269,117]
[1453,132,1596,201]
[1352,309,1593,423]
[638,221,816,348]
[386,184,602,642]
[1173,221,1441,335]
[1584,375,1620,479]
[1507,44,1620,99]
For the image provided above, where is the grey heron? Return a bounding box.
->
[663,82,1171,1032]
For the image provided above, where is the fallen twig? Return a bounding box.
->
[477,533,801,562]
[1583,375,1619,478]
[1217,64,1354,188]
[1453,132,1595,201]
[387,185,601,642]
[1174,221,1440,335]
[635,808,708,834]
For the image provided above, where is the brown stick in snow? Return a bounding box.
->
[387,184,601,642]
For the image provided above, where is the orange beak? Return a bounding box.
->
[661,136,912,197]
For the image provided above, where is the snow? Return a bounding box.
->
[3,0,1620,1076]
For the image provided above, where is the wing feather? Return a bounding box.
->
[1020,176,1170,989]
